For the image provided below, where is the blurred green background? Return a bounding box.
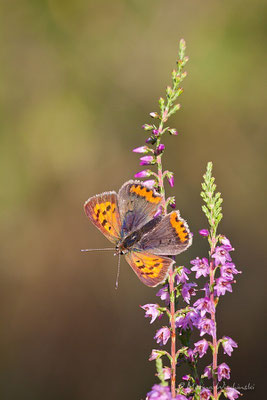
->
[0,0,266,399]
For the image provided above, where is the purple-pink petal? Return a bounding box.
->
[194,339,209,358]
[181,282,197,304]
[218,362,231,381]
[154,327,170,346]
[141,303,160,324]
[133,145,149,153]
[146,384,172,400]
[214,277,233,296]
[199,229,209,237]
[198,317,216,338]
[134,169,151,178]
[200,388,212,400]
[191,257,210,279]
[156,285,170,305]
[222,336,238,356]
[225,387,241,400]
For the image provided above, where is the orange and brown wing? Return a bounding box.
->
[125,251,174,287]
[84,191,122,244]
[118,180,163,236]
[139,210,192,256]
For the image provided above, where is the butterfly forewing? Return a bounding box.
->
[118,180,163,237]
[125,250,174,287]
[84,191,122,244]
[138,210,192,255]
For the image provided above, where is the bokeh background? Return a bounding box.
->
[0,0,266,399]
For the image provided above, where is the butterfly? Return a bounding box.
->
[84,180,192,287]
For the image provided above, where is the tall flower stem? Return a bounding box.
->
[168,266,176,398]
[210,243,218,400]
[156,152,176,398]
[136,39,189,398]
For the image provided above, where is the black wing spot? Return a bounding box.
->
[108,226,111,231]
[106,205,111,211]
[102,219,107,227]
[103,210,107,215]
[154,263,160,267]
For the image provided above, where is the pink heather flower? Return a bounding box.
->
[222,336,238,356]
[182,388,193,396]
[203,365,212,379]
[193,297,215,317]
[200,388,212,400]
[153,129,159,135]
[212,246,232,266]
[225,387,241,400]
[181,282,197,304]
[133,145,149,153]
[141,304,160,324]
[144,180,156,189]
[182,375,190,381]
[155,144,165,155]
[156,285,170,305]
[220,263,241,280]
[168,174,174,187]
[218,362,231,381]
[150,112,159,118]
[176,309,200,331]
[220,236,234,251]
[154,327,170,346]
[198,317,216,338]
[199,229,209,237]
[169,198,176,209]
[194,339,209,358]
[185,348,195,363]
[168,128,178,135]
[175,267,190,284]
[140,155,154,165]
[146,384,172,400]
[162,367,171,380]
[175,395,187,400]
[190,257,210,278]
[214,277,233,296]
[134,169,151,178]
[154,207,163,218]
[149,349,162,361]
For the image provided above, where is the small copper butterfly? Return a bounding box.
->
[84,180,192,287]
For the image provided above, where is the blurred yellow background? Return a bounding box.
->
[0,0,265,399]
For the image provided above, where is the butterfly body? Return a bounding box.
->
[84,180,192,287]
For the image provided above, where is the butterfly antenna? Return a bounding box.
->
[81,248,114,252]
[115,252,121,290]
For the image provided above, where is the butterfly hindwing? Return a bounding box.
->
[138,210,192,255]
[118,180,163,237]
[125,250,174,287]
[84,191,122,244]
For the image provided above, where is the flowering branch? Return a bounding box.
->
[135,39,189,399]
[135,43,241,400]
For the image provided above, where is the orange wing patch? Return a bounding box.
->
[129,184,162,204]
[125,251,174,287]
[84,192,121,243]
[170,212,189,243]
[92,201,119,235]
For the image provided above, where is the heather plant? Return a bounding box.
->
[133,40,241,400]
